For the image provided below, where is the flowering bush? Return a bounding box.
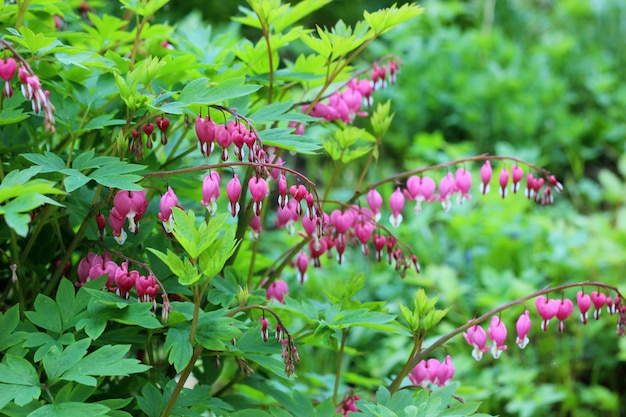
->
[0,1,624,416]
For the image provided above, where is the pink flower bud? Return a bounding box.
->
[455,168,472,203]
[260,316,269,342]
[436,355,454,387]
[464,323,490,361]
[515,310,531,349]
[480,161,492,194]
[488,316,508,359]
[296,251,308,283]
[536,295,560,331]
[498,167,509,198]
[591,291,607,320]
[556,298,574,332]
[248,176,268,216]
[438,173,455,211]
[158,187,181,233]
[0,58,17,81]
[226,174,242,217]
[201,171,220,215]
[266,280,288,303]
[389,187,405,227]
[576,290,591,324]
[108,207,127,245]
[366,189,383,220]
[511,165,524,193]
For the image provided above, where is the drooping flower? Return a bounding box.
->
[226,174,242,217]
[556,298,574,333]
[114,262,138,299]
[436,355,455,387]
[455,168,472,204]
[591,291,607,320]
[488,316,508,359]
[201,171,221,215]
[405,176,436,213]
[158,186,180,233]
[408,360,429,387]
[536,295,560,331]
[389,187,405,227]
[511,165,524,193]
[266,280,288,303]
[248,176,268,216]
[366,189,383,221]
[113,190,148,233]
[498,167,509,199]
[108,207,127,245]
[515,309,532,349]
[260,316,269,342]
[438,173,455,212]
[480,161,492,194]
[464,323,490,361]
[296,251,308,283]
[576,290,591,324]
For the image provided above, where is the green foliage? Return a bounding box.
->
[0,0,623,416]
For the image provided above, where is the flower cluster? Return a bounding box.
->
[195,115,263,163]
[108,190,148,245]
[336,393,361,417]
[408,355,455,388]
[0,50,56,132]
[463,290,623,361]
[77,252,165,313]
[301,60,399,127]
[128,118,171,160]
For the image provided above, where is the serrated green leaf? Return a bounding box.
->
[363,3,425,36]
[0,107,29,125]
[423,307,451,332]
[0,305,23,351]
[164,327,193,373]
[61,345,149,386]
[22,152,66,173]
[195,313,241,351]
[25,294,63,334]
[43,339,91,381]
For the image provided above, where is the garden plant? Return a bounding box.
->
[0,1,624,416]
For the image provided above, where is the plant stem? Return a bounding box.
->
[159,345,204,417]
[333,328,349,404]
[387,281,623,393]
[15,0,32,29]
[8,230,26,317]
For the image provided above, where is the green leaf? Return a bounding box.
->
[0,355,40,386]
[0,107,29,125]
[0,384,41,409]
[27,402,110,417]
[43,339,91,381]
[61,345,150,386]
[22,152,66,174]
[0,305,24,351]
[25,294,63,334]
[195,313,241,351]
[136,383,164,417]
[259,128,322,154]
[170,208,199,258]
[164,327,193,373]
[423,307,451,332]
[177,77,262,107]
[363,3,425,36]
